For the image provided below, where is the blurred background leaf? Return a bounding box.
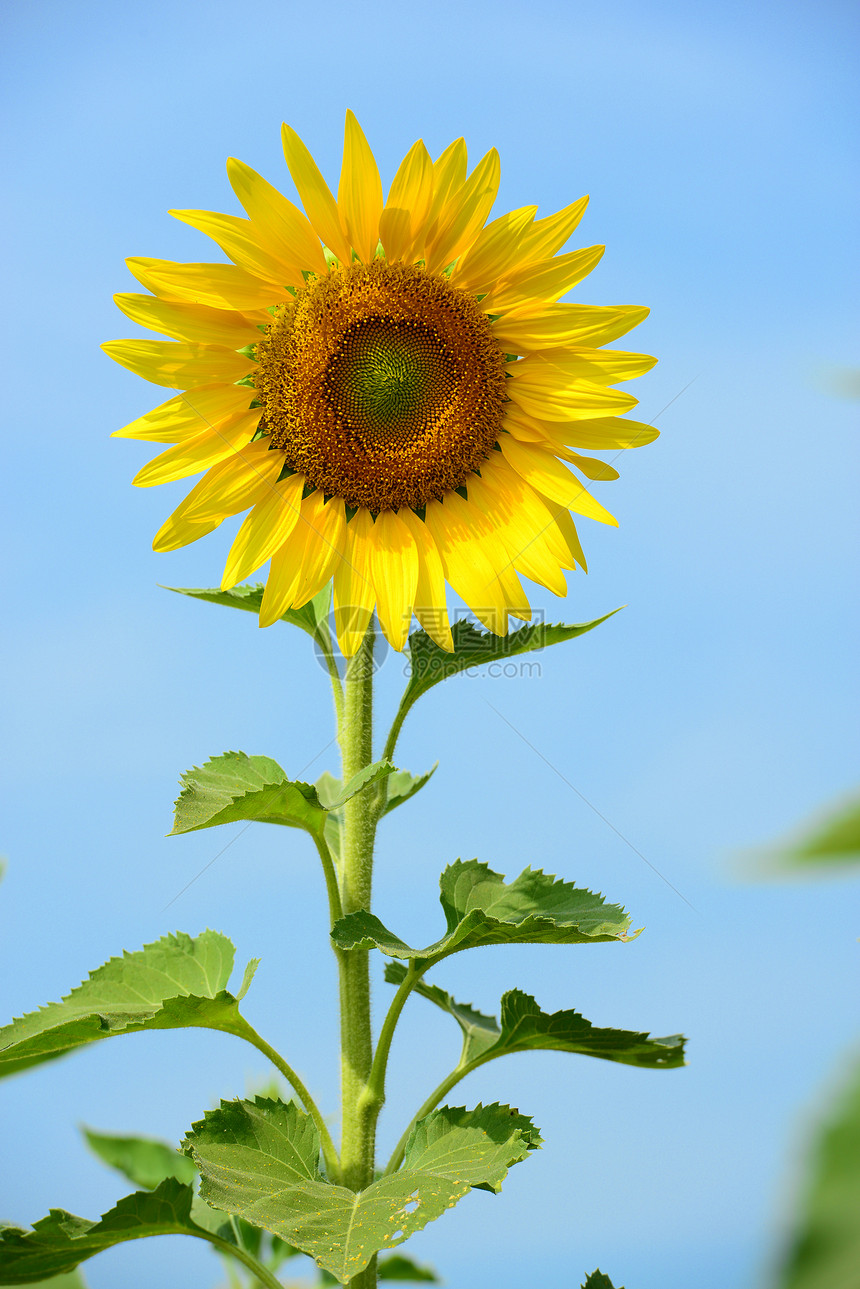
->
[775,1058,860,1289]
[745,792,860,875]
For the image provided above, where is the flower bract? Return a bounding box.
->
[104,112,657,654]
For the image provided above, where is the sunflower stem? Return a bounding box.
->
[314,618,344,726]
[383,1057,486,1177]
[199,1232,286,1289]
[236,1017,341,1184]
[380,700,409,768]
[337,624,379,1246]
[365,961,425,1111]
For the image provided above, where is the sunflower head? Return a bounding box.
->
[104,111,657,655]
[256,259,508,513]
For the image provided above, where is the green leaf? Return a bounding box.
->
[583,1273,622,1289]
[183,1097,535,1282]
[170,751,326,837]
[82,1127,197,1191]
[329,761,395,809]
[235,957,260,1001]
[386,963,685,1070]
[0,1180,225,1284]
[772,793,860,868]
[378,1252,441,1281]
[315,764,432,859]
[476,987,685,1069]
[400,1101,542,1187]
[0,931,255,1078]
[166,582,333,641]
[313,771,343,808]
[384,962,500,1062]
[777,1056,860,1289]
[332,860,634,964]
[380,765,438,818]
[171,751,393,838]
[314,770,345,857]
[22,1274,89,1289]
[396,613,620,719]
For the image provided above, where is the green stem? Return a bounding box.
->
[238,1019,341,1183]
[312,830,344,926]
[337,624,378,1216]
[203,1232,286,1289]
[383,1056,487,1177]
[215,1246,244,1289]
[364,962,424,1109]
[315,621,344,727]
[347,1255,378,1289]
[380,698,410,767]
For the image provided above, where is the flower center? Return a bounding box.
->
[255,260,507,512]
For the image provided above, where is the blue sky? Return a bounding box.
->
[1,1,858,1286]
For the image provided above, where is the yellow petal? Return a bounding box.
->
[127,258,288,311]
[152,448,278,552]
[338,111,383,265]
[487,544,531,623]
[368,510,419,651]
[152,511,222,553]
[169,209,297,285]
[530,415,660,451]
[281,123,352,265]
[227,158,327,276]
[501,405,551,443]
[537,493,588,571]
[416,139,467,256]
[467,463,569,596]
[556,450,619,481]
[132,410,261,486]
[113,293,261,349]
[507,348,658,387]
[424,492,513,635]
[493,303,650,352]
[333,509,376,657]
[399,509,453,651]
[450,205,537,292]
[517,196,590,264]
[482,245,605,310]
[221,472,304,588]
[102,339,253,388]
[379,140,433,263]
[424,147,500,273]
[499,437,618,526]
[292,495,347,608]
[177,439,283,523]
[478,451,588,581]
[481,455,579,570]
[259,491,345,624]
[506,377,638,421]
[259,540,301,628]
[112,383,255,443]
[507,430,622,479]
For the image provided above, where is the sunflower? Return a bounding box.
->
[104,112,656,655]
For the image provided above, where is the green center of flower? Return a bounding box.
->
[254,260,507,512]
[326,317,457,443]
